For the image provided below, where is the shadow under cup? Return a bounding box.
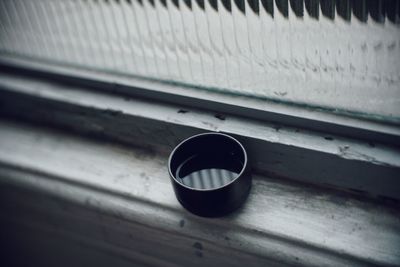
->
[168,133,252,217]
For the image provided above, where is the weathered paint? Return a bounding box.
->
[0,71,399,199]
[0,120,399,266]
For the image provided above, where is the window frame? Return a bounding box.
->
[0,55,399,201]
[1,55,399,145]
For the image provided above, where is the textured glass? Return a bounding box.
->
[0,0,399,122]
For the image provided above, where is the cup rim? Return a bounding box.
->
[168,132,248,192]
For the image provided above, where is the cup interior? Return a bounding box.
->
[169,133,246,190]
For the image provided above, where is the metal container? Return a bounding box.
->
[168,132,252,217]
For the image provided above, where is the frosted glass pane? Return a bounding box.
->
[0,0,399,122]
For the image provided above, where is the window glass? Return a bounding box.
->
[0,0,399,122]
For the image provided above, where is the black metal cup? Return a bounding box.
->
[168,132,252,217]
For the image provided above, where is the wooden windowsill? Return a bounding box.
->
[0,119,399,267]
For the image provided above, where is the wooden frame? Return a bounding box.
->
[0,57,399,200]
[0,120,399,266]
[0,55,400,266]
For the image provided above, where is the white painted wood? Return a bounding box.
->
[0,72,398,167]
[0,71,399,199]
[0,120,399,266]
[1,54,400,136]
